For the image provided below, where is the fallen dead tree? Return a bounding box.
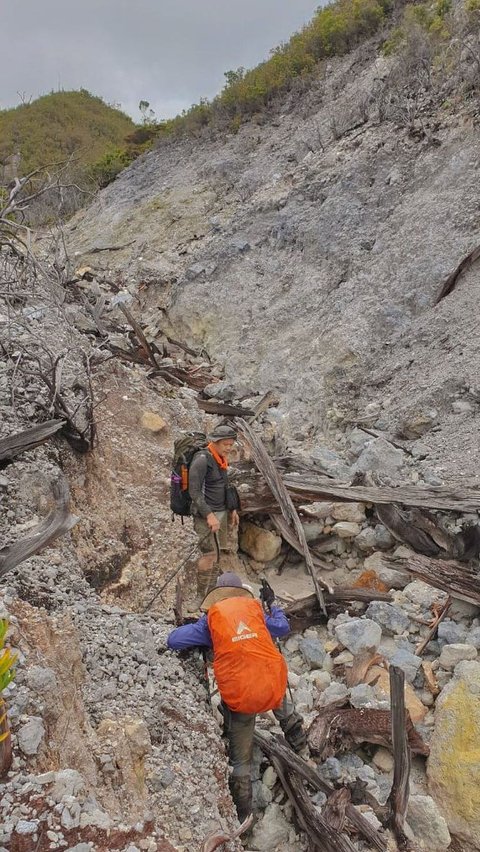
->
[283,590,392,631]
[253,731,387,851]
[0,477,78,580]
[380,553,480,607]
[238,465,480,515]
[387,666,414,851]
[0,419,64,466]
[235,418,329,612]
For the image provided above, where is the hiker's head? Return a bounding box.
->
[200,572,254,611]
[208,424,237,458]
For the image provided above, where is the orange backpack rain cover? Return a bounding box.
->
[207,597,288,714]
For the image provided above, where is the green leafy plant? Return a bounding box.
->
[0,618,17,779]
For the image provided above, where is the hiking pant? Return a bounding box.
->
[193,511,239,554]
[222,693,303,779]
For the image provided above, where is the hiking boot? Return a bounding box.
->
[281,713,307,754]
[229,776,253,824]
[186,570,217,613]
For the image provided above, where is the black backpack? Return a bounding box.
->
[170,432,207,518]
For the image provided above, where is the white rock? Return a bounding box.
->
[439,644,477,669]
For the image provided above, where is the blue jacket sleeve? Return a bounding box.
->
[265,605,290,639]
[167,615,213,650]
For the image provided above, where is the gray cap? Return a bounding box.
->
[207,424,237,442]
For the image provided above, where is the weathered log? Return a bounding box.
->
[346,650,384,688]
[284,476,480,514]
[197,398,255,417]
[283,590,393,632]
[307,707,429,759]
[380,553,480,607]
[375,503,443,556]
[235,419,328,611]
[253,731,387,851]
[387,666,414,851]
[272,756,357,852]
[323,788,351,832]
[118,303,160,370]
[236,466,480,514]
[0,478,78,579]
[0,419,64,465]
[248,390,279,423]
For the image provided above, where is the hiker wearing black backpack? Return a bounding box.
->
[167,572,306,822]
[170,424,241,611]
[189,424,240,609]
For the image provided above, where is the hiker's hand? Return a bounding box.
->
[230,510,239,527]
[261,582,275,609]
[207,512,221,533]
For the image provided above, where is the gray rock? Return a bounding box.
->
[389,649,422,683]
[17,716,45,756]
[318,757,343,782]
[354,438,406,477]
[15,821,38,835]
[407,795,451,851]
[466,626,480,649]
[311,446,351,479]
[26,665,57,694]
[299,637,326,670]
[51,769,85,802]
[437,619,467,646]
[317,682,349,706]
[335,618,382,654]
[372,524,395,549]
[251,802,290,850]
[365,601,410,635]
[403,581,448,609]
[350,683,382,709]
[355,527,378,551]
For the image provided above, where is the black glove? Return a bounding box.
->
[260,579,275,610]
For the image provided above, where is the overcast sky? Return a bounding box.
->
[1,0,318,121]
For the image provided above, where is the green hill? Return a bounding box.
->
[0,89,135,182]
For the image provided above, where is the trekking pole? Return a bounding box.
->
[142,531,211,613]
[260,577,295,703]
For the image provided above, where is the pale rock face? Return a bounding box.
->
[428,661,480,848]
[140,411,168,433]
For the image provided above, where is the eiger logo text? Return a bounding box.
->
[231,621,258,643]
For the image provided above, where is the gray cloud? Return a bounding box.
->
[1,0,318,120]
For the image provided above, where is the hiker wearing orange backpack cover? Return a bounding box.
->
[167,572,306,823]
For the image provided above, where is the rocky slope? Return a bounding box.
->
[66,31,480,485]
[3,11,480,852]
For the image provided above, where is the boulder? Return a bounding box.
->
[140,411,167,433]
[438,644,477,670]
[363,552,410,589]
[311,447,351,479]
[365,666,427,723]
[437,620,468,646]
[365,601,410,636]
[17,716,45,756]
[389,648,422,683]
[239,521,282,562]
[427,661,480,847]
[251,802,291,850]
[353,438,406,477]
[299,637,326,670]
[330,502,366,523]
[333,521,362,538]
[335,618,382,654]
[406,795,451,851]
